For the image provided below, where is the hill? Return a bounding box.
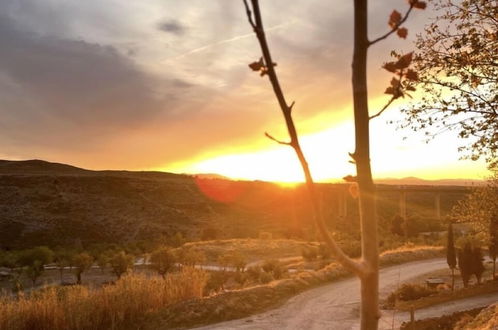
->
[0,159,472,249]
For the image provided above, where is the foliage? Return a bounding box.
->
[177,248,206,267]
[204,271,229,294]
[318,244,332,260]
[402,0,498,167]
[109,251,134,279]
[261,259,286,280]
[0,268,207,330]
[386,283,436,307]
[150,248,176,278]
[96,251,112,273]
[457,240,485,287]
[391,214,404,236]
[490,214,498,278]
[447,222,457,269]
[301,247,318,261]
[18,246,54,285]
[217,251,246,272]
[72,252,93,284]
[458,243,473,287]
[452,171,498,242]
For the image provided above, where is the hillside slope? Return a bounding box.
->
[0,160,470,249]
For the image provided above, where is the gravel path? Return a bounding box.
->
[193,258,493,330]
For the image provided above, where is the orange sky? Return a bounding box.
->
[0,0,489,182]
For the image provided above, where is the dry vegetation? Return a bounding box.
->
[177,238,317,263]
[0,267,207,330]
[147,246,444,329]
[454,303,498,330]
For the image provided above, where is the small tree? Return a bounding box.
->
[490,214,498,279]
[447,222,457,290]
[96,252,111,274]
[72,252,93,284]
[457,243,472,287]
[391,214,405,237]
[471,247,485,284]
[19,246,54,286]
[109,251,134,279]
[178,248,206,267]
[53,248,74,284]
[150,247,175,278]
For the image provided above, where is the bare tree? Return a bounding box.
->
[242,1,425,328]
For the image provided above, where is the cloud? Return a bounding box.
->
[158,19,186,35]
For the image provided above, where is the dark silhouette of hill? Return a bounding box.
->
[375,176,483,186]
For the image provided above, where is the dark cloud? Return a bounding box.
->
[0,13,196,151]
[157,20,186,35]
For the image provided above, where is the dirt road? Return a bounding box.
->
[194,258,456,330]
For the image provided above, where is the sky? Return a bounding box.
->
[0,0,489,182]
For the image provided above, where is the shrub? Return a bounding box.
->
[301,247,318,261]
[386,283,436,307]
[204,271,229,294]
[109,251,134,279]
[150,248,175,278]
[318,244,332,260]
[259,272,273,284]
[72,252,93,284]
[246,266,262,282]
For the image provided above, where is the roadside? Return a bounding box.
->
[146,247,444,329]
[380,292,498,329]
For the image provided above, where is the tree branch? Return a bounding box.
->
[369,5,414,46]
[369,96,396,120]
[242,0,256,30]
[244,0,363,276]
[264,132,291,146]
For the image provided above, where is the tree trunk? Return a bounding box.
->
[77,272,82,285]
[353,0,380,328]
[493,259,496,280]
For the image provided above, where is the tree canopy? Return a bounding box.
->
[403,0,498,167]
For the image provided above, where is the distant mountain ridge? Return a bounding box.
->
[374,176,484,186]
[0,159,483,186]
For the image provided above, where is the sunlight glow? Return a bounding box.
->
[164,98,489,183]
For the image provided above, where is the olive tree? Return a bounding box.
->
[72,252,94,284]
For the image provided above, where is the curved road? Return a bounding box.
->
[194,258,480,330]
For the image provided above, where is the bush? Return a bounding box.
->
[301,247,318,261]
[259,272,273,284]
[386,283,436,307]
[318,244,332,260]
[205,271,229,294]
[246,266,262,282]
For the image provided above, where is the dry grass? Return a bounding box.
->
[454,303,498,330]
[178,238,317,263]
[396,280,498,311]
[379,245,444,266]
[0,267,207,330]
